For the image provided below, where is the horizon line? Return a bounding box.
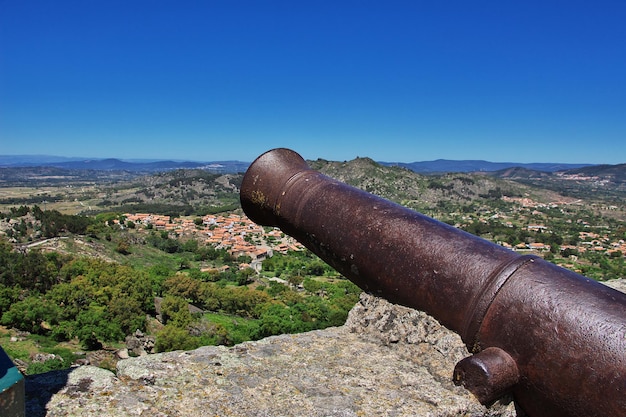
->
[0,153,606,166]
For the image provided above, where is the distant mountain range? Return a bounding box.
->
[380,159,593,173]
[1,155,624,198]
[0,155,598,174]
[0,156,250,174]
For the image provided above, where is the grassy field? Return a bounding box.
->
[0,326,87,375]
[202,312,260,345]
[0,185,103,215]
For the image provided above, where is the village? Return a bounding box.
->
[123,212,305,268]
[124,203,626,269]
[498,196,626,256]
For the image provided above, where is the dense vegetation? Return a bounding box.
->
[0,207,360,374]
[95,170,243,217]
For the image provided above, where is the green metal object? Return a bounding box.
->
[0,346,25,417]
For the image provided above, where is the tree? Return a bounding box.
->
[302,278,322,294]
[74,308,124,348]
[257,303,298,337]
[6,249,59,292]
[181,239,199,253]
[160,296,194,328]
[149,263,175,296]
[0,284,21,317]
[47,279,93,321]
[176,257,190,270]
[116,239,131,255]
[155,325,201,352]
[306,261,327,276]
[1,296,59,335]
[164,274,202,303]
[285,274,302,289]
[237,267,256,285]
[107,295,146,335]
[561,247,579,257]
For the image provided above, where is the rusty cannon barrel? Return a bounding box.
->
[240,148,626,417]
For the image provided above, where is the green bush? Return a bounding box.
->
[26,358,66,375]
[1,296,59,335]
[154,325,202,352]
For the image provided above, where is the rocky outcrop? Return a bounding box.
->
[25,292,525,417]
[120,329,156,358]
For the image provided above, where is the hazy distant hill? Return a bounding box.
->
[0,156,250,174]
[490,167,553,180]
[561,163,626,183]
[0,166,141,186]
[1,155,595,175]
[381,159,593,173]
[2,152,624,219]
[490,163,626,184]
[486,163,626,201]
[3,153,625,203]
[0,155,89,165]
[49,158,250,173]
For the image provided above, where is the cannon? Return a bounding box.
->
[240,148,626,417]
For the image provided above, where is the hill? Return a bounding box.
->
[48,158,250,173]
[488,163,626,202]
[488,166,552,180]
[1,154,624,280]
[560,163,626,183]
[3,154,624,224]
[1,153,599,175]
[94,169,243,216]
[491,163,626,184]
[310,157,565,212]
[0,156,249,175]
[381,159,592,173]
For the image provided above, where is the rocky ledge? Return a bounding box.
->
[25,280,626,417]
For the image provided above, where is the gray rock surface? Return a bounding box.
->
[26,292,523,417]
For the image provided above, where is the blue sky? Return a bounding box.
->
[1,1,625,164]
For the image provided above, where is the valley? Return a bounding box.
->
[0,157,624,375]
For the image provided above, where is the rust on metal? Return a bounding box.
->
[240,148,626,417]
[453,346,519,404]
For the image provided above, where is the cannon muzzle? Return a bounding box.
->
[240,148,626,417]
